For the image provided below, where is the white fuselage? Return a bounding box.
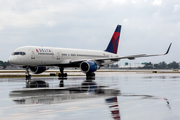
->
[9,46,119,67]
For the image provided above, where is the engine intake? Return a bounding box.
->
[80,61,98,73]
[29,66,47,74]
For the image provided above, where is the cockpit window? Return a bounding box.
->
[12,52,26,55]
[14,52,19,55]
[20,52,26,55]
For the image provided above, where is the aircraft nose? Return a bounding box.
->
[8,56,17,65]
[8,56,13,65]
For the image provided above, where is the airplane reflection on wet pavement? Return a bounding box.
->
[9,79,119,104]
[9,78,121,120]
[7,75,174,120]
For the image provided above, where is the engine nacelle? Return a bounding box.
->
[29,66,47,74]
[80,61,98,73]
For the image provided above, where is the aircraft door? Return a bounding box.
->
[31,50,35,59]
[57,52,60,60]
[55,50,62,60]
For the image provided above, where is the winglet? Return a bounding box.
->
[164,43,172,55]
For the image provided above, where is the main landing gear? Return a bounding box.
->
[86,72,95,79]
[57,67,67,87]
[59,80,64,87]
[58,67,67,78]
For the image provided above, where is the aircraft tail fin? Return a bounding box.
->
[105,25,121,54]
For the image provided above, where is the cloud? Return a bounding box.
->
[47,20,57,27]
[0,0,180,63]
[131,0,140,4]
[123,19,129,23]
[122,19,129,26]
[177,22,180,27]
[173,4,180,12]
[112,0,127,5]
[0,1,83,29]
[152,0,162,6]
[152,11,159,17]
[0,25,3,31]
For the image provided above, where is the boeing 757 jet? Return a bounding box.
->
[8,25,172,79]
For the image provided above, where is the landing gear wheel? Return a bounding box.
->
[58,67,68,78]
[59,80,64,87]
[25,67,31,80]
[58,73,67,78]
[64,73,67,77]
[92,73,95,76]
[25,74,31,79]
[86,73,95,79]
[25,74,31,86]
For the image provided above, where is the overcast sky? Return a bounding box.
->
[0,0,179,65]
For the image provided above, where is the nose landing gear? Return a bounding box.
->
[22,66,32,87]
[25,67,31,80]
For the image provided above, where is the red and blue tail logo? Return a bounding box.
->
[105,25,121,54]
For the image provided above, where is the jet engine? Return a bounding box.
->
[29,66,48,74]
[80,61,98,73]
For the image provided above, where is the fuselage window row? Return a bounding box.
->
[77,54,108,58]
[38,53,54,55]
[62,53,109,58]
[62,54,105,57]
[11,52,109,58]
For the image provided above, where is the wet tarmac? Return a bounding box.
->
[0,73,180,120]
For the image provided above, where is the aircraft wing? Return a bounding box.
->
[99,43,172,61]
[70,43,172,64]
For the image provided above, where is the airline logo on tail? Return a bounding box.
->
[105,25,121,54]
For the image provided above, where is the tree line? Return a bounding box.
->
[140,61,179,69]
[0,60,179,69]
[0,61,11,69]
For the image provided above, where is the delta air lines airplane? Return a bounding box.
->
[8,25,172,78]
